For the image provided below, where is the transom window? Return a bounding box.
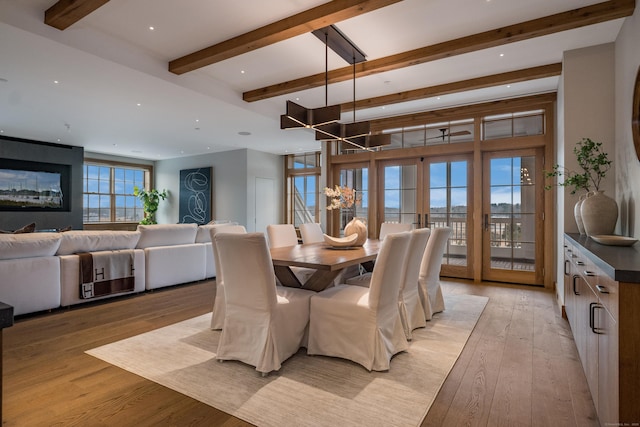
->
[83,160,152,223]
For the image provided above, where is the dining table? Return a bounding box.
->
[269,239,381,292]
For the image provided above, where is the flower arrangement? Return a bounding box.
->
[323,185,360,211]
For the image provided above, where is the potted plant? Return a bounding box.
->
[133,186,168,225]
[545,137,615,236]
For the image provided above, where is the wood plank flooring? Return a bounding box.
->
[2,279,599,426]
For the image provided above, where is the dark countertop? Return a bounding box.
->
[565,233,640,283]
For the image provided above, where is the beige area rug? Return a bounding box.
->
[87,293,488,427]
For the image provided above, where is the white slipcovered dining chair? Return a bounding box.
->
[214,232,313,375]
[209,224,247,330]
[379,221,412,240]
[419,227,452,320]
[299,222,324,244]
[266,224,315,284]
[307,232,411,371]
[398,228,431,340]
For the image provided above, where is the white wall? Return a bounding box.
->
[615,9,640,239]
[153,148,283,228]
[555,43,616,306]
[246,149,283,232]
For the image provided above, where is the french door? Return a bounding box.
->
[378,155,473,279]
[482,149,544,285]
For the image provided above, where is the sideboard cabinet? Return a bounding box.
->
[563,234,640,426]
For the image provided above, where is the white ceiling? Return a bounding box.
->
[0,0,627,160]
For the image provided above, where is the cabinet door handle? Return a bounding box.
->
[584,270,595,277]
[590,302,604,334]
[564,259,570,276]
[596,284,609,294]
[572,274,580,295]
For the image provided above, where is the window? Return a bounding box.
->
[83,160,152,223]
[285,153,321,227]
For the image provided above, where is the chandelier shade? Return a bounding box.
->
[280,101,341,130]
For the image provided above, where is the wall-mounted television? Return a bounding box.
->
[0,158,71,211]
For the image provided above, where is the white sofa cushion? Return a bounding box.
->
[136,224,198,248]
[56,230,141,255]
[143,243,207,289]
[0,232,62,260]
[0,256,61,315]
[195,223,236,243]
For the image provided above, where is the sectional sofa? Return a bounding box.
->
[0,223,221,316]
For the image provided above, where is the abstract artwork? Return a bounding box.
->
[179,167,212,224]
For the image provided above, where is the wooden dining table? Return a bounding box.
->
[269,239,381,292]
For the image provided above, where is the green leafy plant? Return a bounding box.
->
[544,137,612,194]
[133,186,168,225]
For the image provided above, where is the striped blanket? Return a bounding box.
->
[78,250,135,299]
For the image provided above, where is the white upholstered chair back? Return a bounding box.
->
[209,224,246,330]
[214,232,312,374]
[398,228,430,339]
[367,232,412,315]
[379,222,412,240]
[299,223,324,244]
[418,227,452,320]
[307,231,411,371]
[266,224,298,248]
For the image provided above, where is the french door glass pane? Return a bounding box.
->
[489,156,536,271]
[339,168,368,230]
[429,160,468,266]
[382,165,417,225]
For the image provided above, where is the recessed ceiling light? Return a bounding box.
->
[207,146,211,150]
[240,70,245,74]
[507,85,511,88]
[437,97,441,100]
[149,26,155,31]
[238,131,251,136]
[57,138,61,142]
[499,53,505,57]
[295,97,300,101]
[54,80,59,84]
[137,103,141,106]
[195,119,199,122]
[0,129,4,133]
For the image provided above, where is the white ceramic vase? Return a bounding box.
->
[574,193,587,235]
[580,190,618,236]
[344,217,368,246]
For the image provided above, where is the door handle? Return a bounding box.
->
[484,214,489,231]
[564,259,570,276]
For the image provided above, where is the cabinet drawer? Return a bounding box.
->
[594,273,618,320]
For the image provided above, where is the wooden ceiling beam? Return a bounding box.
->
[368,93,557,132]
[45,0,110,30]
[243,0,634,102]
[169,0,402,75]
[339,63,563,112]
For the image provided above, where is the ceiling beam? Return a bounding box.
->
[169,0,402,75]
[368,93,557,132]
[45,0,110,30]
[243,0,634,102]
[339,63,563,112]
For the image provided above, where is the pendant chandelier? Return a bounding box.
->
[280,25,390,150]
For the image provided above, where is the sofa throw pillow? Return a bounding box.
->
[0,222,36,234]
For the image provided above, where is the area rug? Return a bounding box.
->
[87,293,488,427]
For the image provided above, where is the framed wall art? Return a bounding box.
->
[179,167,212,224]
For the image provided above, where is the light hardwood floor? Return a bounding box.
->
[3,279,599,426]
